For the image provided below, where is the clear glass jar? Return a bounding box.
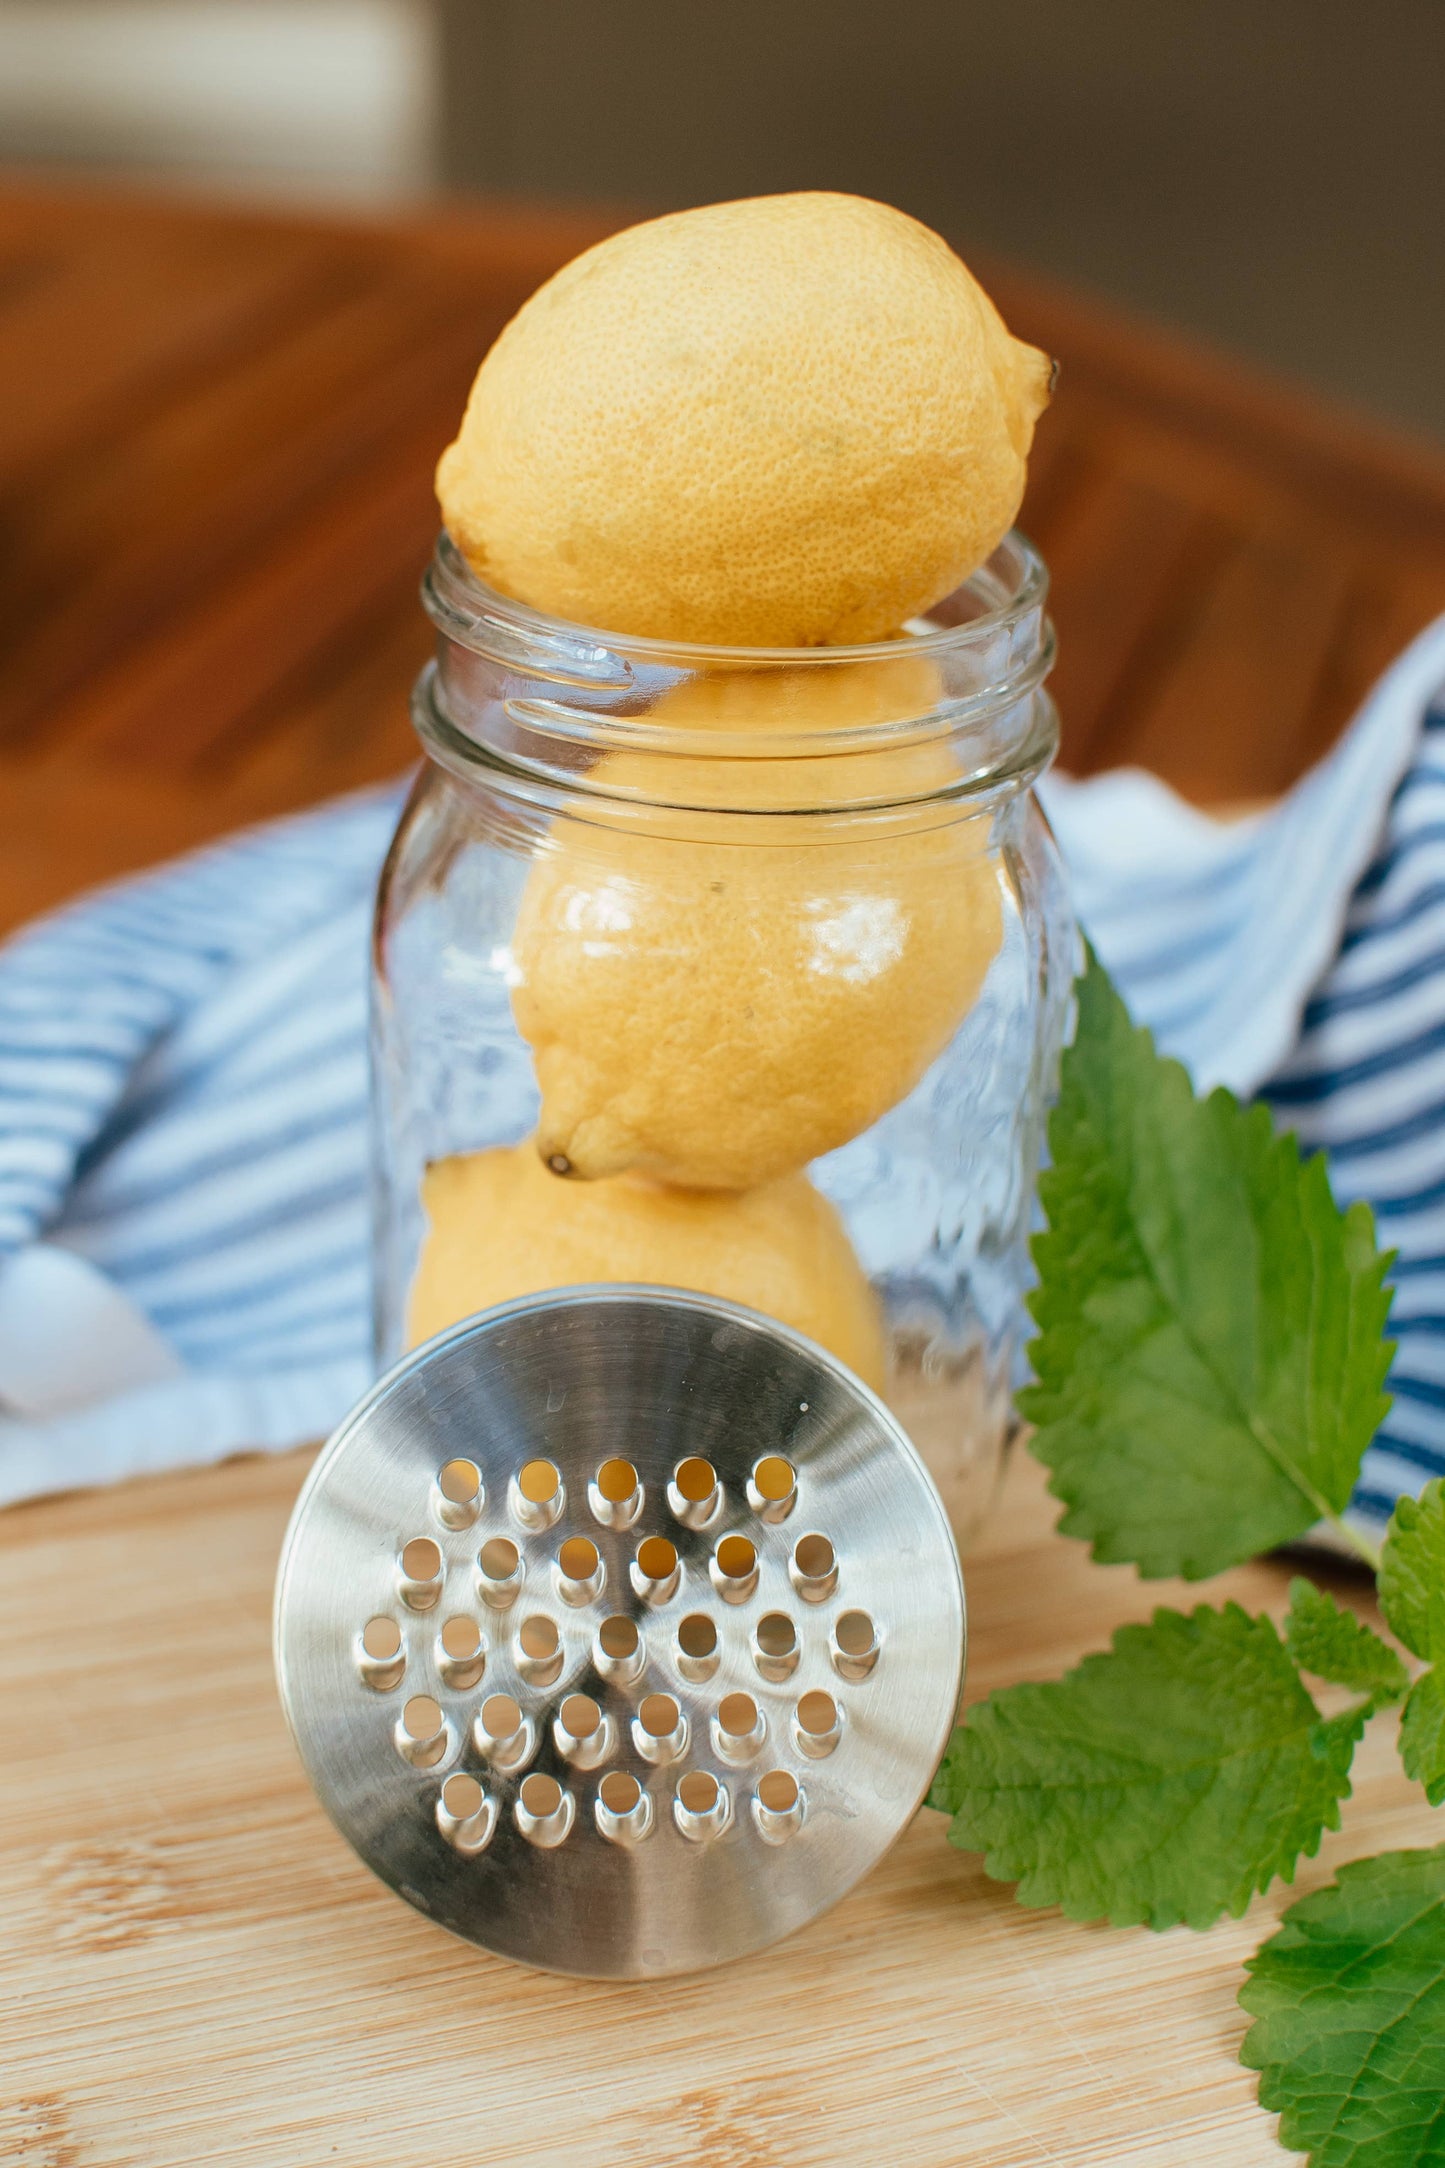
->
[372,533,1073,1548]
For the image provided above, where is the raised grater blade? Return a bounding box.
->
[274,1287,966,1979]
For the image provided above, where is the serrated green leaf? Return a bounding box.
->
[1380,1483,1445,1805]
[1380,1481,1445,1663]
[1285,1579,1409,1708]
[1399,1670,1445,1809]
[929,1603,1365,1930]
[1240,1845,1445,2167]
[1018,949,1395,1578]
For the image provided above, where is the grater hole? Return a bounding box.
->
[749,1454,799,1522]
[442,1772,483,1818]
[558,1536,599,1580]
[596,1458,638,1503]
[678,1771,718,1813]
[362,1617,401,1660]
[754,1456,796,1502]
[675,1457,717,1503]
[794,1534,834,1579]
[438,1459,481,1504]
[756,1613,796,1658]
[518,1615,559,1659]
[403,1694,443,1740]
[758,1769,799,1812]
[797,1691,837,1737]
[401,1538,442,1581]
[441,1615,481,1659]
[560,1693,601,1739]
[518,1459,560,1504]
[480,1537,520,1580]
[632,1533,681,1607]
[600,1771,642,1814]
[718,1693,758,1738]
[716,1535,756,1578]
[598,1615,638,1658]
[520,1773,562,1817]
[555,1689,612,1769]
[835,1609,874,1655]
[640,1693,680,1739]
[481,1693,523,1741]
[678,1614,717,1659]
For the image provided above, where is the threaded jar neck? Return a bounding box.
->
[415,531,1057,815]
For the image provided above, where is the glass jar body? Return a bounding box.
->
[372,539,1074,1549]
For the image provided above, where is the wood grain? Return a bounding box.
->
[3,182,1445,935]
[0,1447,1434,2167]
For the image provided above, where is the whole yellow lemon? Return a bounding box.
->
[407,1140,887,1392]
[510,660,1004,1191]
[436,192,1052,646]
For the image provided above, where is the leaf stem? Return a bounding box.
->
[1327,1514,1383,1575]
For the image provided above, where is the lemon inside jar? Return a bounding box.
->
[407,1140,887,1392]
[511,659,1003,1192]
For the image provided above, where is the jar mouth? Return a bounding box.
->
[417,531,1057,814]
[424,529,1049,673]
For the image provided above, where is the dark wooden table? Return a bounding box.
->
[3,180,1445,938]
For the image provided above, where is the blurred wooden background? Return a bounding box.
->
[2,1,1442,436]
[3,182,1444,939]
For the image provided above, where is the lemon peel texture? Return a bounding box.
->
[510,660,1004,1191]
[407,1140,888,1392]
[436,191,1052,647]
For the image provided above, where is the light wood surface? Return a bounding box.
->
[1,1446,1435,2167]
[3,181,1445,935]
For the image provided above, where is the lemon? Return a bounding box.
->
[597,648,954,806]
[436,192,1051,646]
[407,1140,887,1392]
[510,660,1003,1191]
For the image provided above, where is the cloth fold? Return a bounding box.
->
[4,617,1445,1515]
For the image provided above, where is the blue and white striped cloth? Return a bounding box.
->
[3,614,1445,1518]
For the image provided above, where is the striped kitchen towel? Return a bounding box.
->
[3,614,1445,1517]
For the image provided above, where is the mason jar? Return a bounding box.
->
[372,531,1073,1549]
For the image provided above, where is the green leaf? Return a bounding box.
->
[1018,948,1395,1578]
[1381,1483,1445,1805]
[1285,1579,1409,1709]
[1399,1671,1445,1810]
[929,1603,1365,1930]
[1380,1481,1445,1663]
[1240,1846,1445,2167]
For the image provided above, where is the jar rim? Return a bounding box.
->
[422,529,1049,671]
[416,528,1056,814]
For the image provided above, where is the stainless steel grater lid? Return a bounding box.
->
[274,1287,966,1979]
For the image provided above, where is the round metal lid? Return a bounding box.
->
[274,1287,966,1979]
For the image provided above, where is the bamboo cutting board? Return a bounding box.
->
[1,1446,1434,2167]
